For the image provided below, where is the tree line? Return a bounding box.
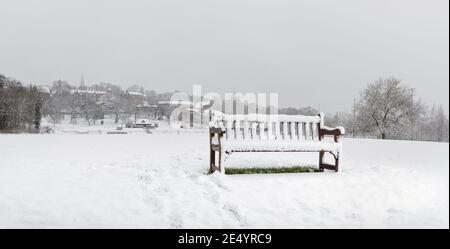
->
[0,75,42,132]
[0,74,178,132]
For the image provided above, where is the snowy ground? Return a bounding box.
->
[0,133,448,228]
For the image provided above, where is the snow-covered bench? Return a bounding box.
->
[209,113,345,173]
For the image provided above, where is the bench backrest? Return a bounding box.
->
[210,113,324,141]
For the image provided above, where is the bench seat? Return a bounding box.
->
[221,140,341,154]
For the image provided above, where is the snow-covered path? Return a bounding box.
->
[0,134,448,228]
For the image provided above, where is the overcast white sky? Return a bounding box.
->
[0,0,448,112]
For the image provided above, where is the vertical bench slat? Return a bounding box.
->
[256,122,260,139]
[298,122,304,140]
[251,122,257,139]
[243,120,249,140]
[317,123,321,140]
[294,122,298,139]
[223,120,227,140]
[312,122,318,140]
[282,122,288,140]
[275,121,280,140]
[286,122,290,139]
[232,121,237,140]
[230,121,234,140]
[224,120,228,140]
[290,122,296,139]
[267,121,274,140]
[304,122,310,140]
[261,122,267,140]
[235,120,241,140]
[226,120,233,140]
[308,123,313,140]
[258,122,262,140]
[257,122,261,139]
[260,122,266,140]
[287,122,291,139]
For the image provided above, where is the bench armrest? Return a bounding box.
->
[319,126,345,142]
[209,127,225,137]
[209,127,225,152]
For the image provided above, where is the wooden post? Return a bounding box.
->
[335,153,339,172]
[319,150,325,172]
[210,148,216,173]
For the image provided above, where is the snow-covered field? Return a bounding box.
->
[0,133,448,228]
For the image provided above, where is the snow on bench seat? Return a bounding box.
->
[222,140,342,155]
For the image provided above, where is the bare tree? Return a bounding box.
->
[355,77,424,139]
[435,105,447,142]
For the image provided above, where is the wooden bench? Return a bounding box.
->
[209,112,345,173]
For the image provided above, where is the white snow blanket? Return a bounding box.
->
[0,134,448,228]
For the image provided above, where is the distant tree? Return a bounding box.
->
[435,105,445,142]
[51,80,72,94]
[33,97,42,130]
[76,93,97,126]
[126,84,143,93]
[327,112,353,133]
[145,90,157,102]
[91,82,122,96]
[355,77,424,139]
[0,74,44,133]
[0,74,7,88]
[278,106,318,115]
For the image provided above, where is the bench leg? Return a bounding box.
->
[319,150,325,172]
[335,153,339,172]
[210,148,225,174]
[319,150,339,172]
[210,149,218,173]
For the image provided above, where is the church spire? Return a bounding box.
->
[80,74,85,89]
